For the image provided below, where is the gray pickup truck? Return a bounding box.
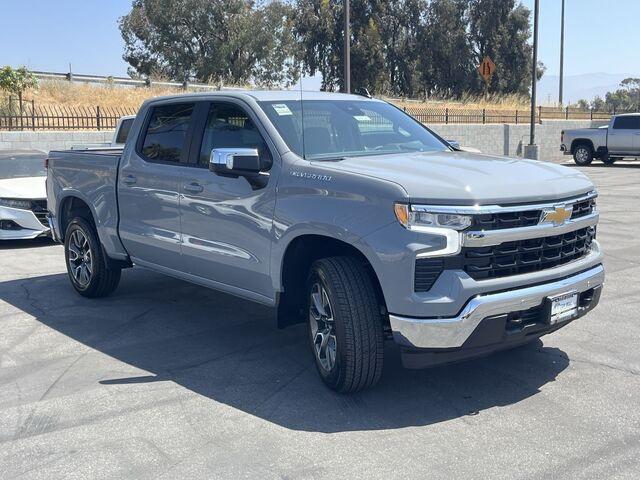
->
[561,113,640,165]
[47,91,604,392]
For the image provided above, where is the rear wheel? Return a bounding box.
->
[573,144,593,165]
[65,217,121,298]
[307,257,384,393]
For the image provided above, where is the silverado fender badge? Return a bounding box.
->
[290,171,332,182]
[540,206,572,226]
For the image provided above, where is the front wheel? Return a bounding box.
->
[64,217,121,298]
[307,257,384,393]
[573,144,593,166]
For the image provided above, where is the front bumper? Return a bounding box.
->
[0,205,50,240]
[390,264,603,366]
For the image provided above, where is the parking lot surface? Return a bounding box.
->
[1,162,639,479]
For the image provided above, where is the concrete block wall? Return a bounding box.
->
[429,120,608,163]
[0,131,114,153]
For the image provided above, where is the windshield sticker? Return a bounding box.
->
[353,115,371,122]
[273,104,293,116]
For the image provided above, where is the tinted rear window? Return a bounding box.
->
[115,118,134,144]
[140,104,194,162]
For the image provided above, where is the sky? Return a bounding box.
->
[1,0,638,81]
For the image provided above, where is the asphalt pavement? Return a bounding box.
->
[1,161,639,479]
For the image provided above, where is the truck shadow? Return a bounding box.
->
[0,269,570,433]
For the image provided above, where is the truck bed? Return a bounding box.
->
[46,149,128,259]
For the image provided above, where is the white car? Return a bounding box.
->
[0,150,50,240]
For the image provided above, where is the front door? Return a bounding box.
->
[118,102,196,271]
[179,100,278,302]
[608,116,640,154]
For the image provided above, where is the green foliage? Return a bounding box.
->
[0,66,38,98]
[119,0,300,87]
[575,78,640,111]
[119,0,543,97]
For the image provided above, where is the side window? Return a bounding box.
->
[140,103,195,162]
[198,103,272,169]
[115,118,134,144]
[613,116,640,129]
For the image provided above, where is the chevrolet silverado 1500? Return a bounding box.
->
[47,91,604,392]
[561,113,640,165]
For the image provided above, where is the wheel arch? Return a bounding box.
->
[276,234,387,330]
[570,138,595,154]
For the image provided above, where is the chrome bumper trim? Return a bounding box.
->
[389,264,604,349]
[463,212,598,247]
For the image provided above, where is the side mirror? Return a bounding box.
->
[209,148,261,176]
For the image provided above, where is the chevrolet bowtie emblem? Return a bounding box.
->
[541,206,572,226]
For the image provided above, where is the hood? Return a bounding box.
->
[0,176,47,199]
[317,151,594,204]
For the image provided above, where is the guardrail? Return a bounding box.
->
[30,70,220,91]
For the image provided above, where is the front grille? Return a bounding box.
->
[472,210,540,230]
[458,227,595,280]
[571,197,596,220]
[414,227,595,291]
[470,196,595,231]
[29,200,49,228]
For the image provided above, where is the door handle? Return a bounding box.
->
[122,174,137,185]
[183,182,204,194]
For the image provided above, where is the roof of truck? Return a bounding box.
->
[143,89,384,104]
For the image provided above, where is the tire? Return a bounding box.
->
[573,144,593,165]
[64,217,121,298]
[306,256,384,393]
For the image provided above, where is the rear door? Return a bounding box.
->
[178,100,279,302]
[118,102,196,271]
[608,116,639,154]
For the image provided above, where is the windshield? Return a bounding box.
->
[259,99,449,160]
[0,154,47,179]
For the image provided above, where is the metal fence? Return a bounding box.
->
[0,97,628,131]
[0,98,136,131]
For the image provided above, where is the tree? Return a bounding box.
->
[119,0,299,87]
[0,66,38,109]
[417,0,473,98]
[467,0,540,95]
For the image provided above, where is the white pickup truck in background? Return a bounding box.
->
[561,113,640,166]
[71,115,135,150]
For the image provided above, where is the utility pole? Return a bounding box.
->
[343,0,351,94]
[559,0,565,105]
[525,0,540,159]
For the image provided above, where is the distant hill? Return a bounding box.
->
[537,72,638,105]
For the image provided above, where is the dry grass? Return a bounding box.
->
[24,81,529,112]
[29,81,184,111]
[388,92,530,110]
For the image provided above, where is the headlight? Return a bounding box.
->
[394,203,472,231]
[0,198,32,210]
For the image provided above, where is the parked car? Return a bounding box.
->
[0,150,50,240]
[561,113,640,165]
[71,115,135,150]
[47,91,604,392]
